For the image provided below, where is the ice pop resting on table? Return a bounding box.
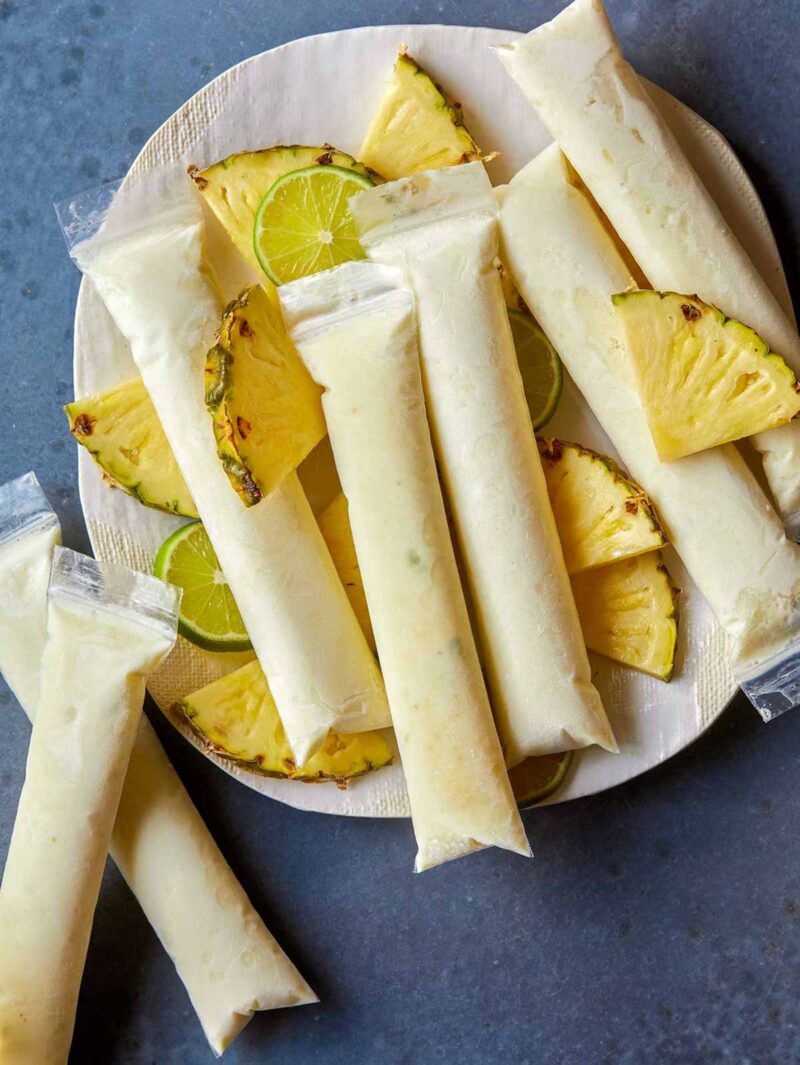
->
[60,180,390,764]
[497,145,800,720]
[498,0,800,532]
[0,474,316,1056]
[280,262,529,871]
[349,162,616,767]
[0,547,179,1064]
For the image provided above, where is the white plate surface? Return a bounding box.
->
[74,24,793,817]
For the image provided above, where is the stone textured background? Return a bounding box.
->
[1,1,800,1062]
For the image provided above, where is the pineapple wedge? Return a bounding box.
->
[539,438,665,574]
[206,286,326,506]
[317,493,376,654]
[66,377,197,517]
[359,50,481,179]
[613,290,800,461]
[190,145,376,280]
[177,659,392,784]
[572,553,678,681]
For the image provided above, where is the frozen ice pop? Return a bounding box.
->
[280,262,529,871]
[350,163,615,766]
[497,145,800,718]
[60,182,390,763]
[0,548,179,1063]
[0,473,317,1055]
[497,0,800,530]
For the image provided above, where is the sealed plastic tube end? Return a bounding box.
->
[49,546,182,643]
[738,639,800,721]
[0,472,58,547]
[54,180,123,254]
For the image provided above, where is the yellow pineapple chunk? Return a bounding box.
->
[317,493,376,654]
[539,438,665,574]
[571,553,678,681]
[205,285,326,506]
[178,660,392,784]
[66,377,197,518]
[359,51,480,179]
[613,290,800,460]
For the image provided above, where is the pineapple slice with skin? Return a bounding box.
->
[571,553,678,682]
[359,50,481,179]
[317,493,376,655]
[205,286,326,506]
[189,145,377,281]
[539,438,665,575]
[613,290,800,461]
[177,659,392,784]
[66,377,197,518]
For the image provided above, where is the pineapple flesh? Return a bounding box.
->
[317,493,376,654]
[613,290,800,461]
[177,659,392,784]
[205,286,326,506]
[190,145,376,281]
[571,553,678,682]
[359,51,481,180]
[539,438,665,574]
[66,377,197,517]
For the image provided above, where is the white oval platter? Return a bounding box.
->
[73,24,794,817]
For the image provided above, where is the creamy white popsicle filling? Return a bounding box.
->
[66,188,389,763]
[0,548,179,1064]
[497,0,800,531]
[350,163,615,765]
[0,473,316,1056]
[280,262,529,871]
[497,145,800,719]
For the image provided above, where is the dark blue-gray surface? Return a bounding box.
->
[1,1,800,1062]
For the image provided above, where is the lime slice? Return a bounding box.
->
[153,521,252,652]
[253,165,375,285]
[509,309,563,430]
[509,750,573,809]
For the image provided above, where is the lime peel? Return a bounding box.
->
[254,165,375,285]
[153,521,252,652]
[509,309,563,430]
